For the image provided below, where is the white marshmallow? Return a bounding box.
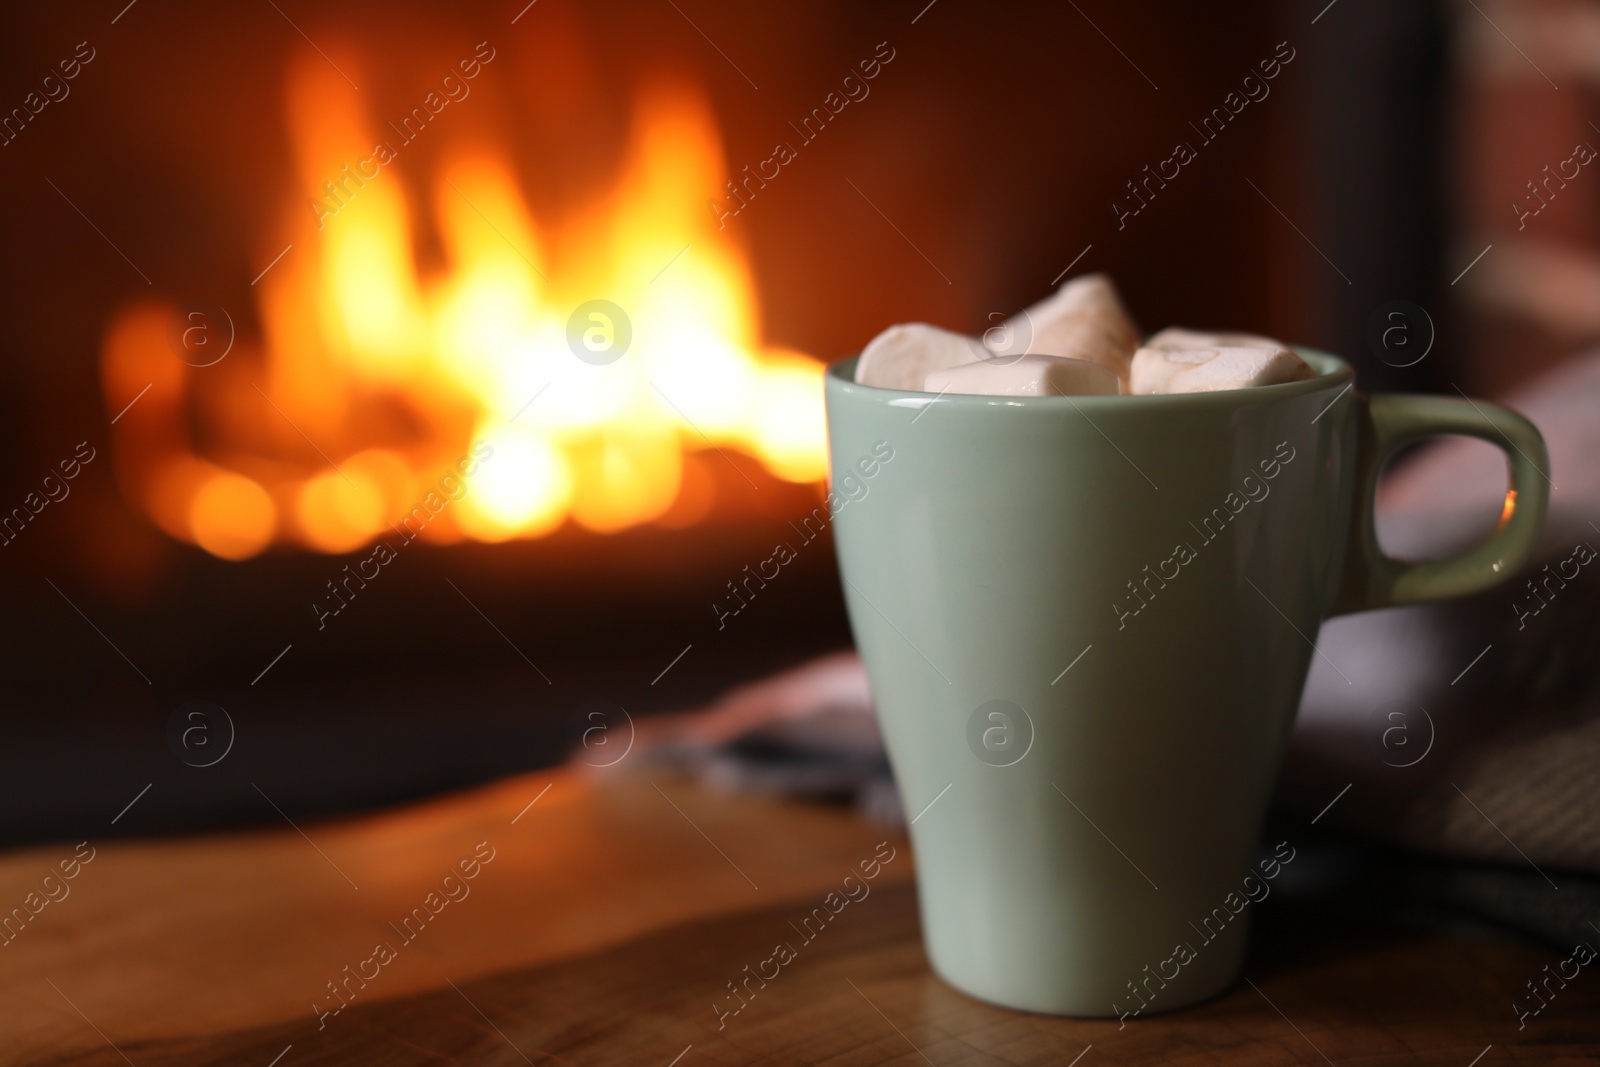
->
[1143,326,1285,351]
[1129,345,1217,395]
[855,323,987,391]
[1131,325,1314,394]
[1002,274,1141,380]
[1126,343,1312,395]
[1167,346,1314,392]
[924,354,1120,398]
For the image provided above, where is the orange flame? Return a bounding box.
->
[101,59,826,560]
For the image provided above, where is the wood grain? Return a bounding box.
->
[40,881,1600,1066]
[0,770,908,1066]
[3,769,1595,1065]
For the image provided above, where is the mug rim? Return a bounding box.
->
[826,348,1354,410]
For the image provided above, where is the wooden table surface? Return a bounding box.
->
[2,769,1595,1066]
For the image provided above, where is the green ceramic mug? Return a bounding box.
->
[824,350,1547,1017]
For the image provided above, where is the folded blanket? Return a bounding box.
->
[1288,350,1600,879]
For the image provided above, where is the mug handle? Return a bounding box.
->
[1332,393,1550,615]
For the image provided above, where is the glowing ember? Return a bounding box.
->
[100,58,826,560]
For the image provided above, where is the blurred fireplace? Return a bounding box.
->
[101,53,831,564]
[0,0,1452,842]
